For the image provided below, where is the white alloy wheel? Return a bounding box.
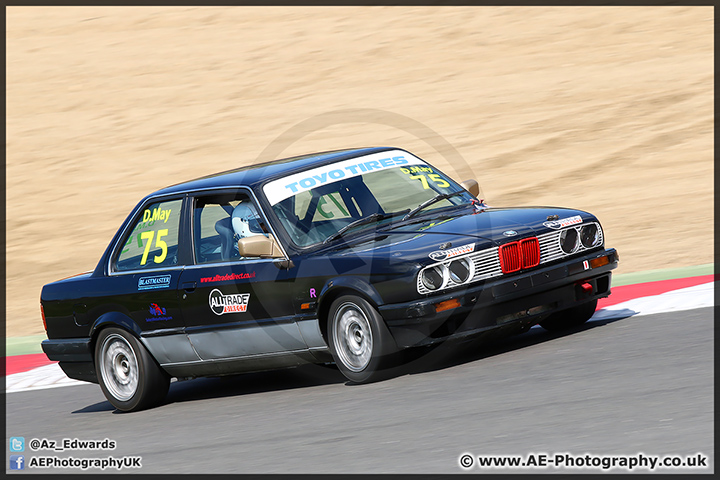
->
[94,327,170,412]
[327,295,400,384]
[99,333,139,402]
[333,302,374,372]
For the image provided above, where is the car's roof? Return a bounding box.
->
[151,146,398,197]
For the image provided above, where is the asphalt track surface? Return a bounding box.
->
[6,307,713,474]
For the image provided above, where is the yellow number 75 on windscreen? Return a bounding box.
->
[410,173,450,189]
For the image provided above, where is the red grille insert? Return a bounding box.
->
[499,237,540,274]
[499,242,522,273]
[520,237,540,268]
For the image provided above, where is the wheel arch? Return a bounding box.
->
[316,276,385,343]
[88,311,144,360]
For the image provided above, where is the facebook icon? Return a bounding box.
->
[10,455,24,470]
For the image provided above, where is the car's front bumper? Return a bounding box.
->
[379,248,618,348]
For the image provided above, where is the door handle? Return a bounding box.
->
[182,281,197,293]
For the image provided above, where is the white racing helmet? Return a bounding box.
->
[231,202,264,239]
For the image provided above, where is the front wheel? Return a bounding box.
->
[539,299,598,332]
[327,295,400,383]
[95,327,170,412]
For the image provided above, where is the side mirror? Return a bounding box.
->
[237,234,285,259]
[459,179,480,197]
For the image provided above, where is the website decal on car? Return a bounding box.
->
[200,272,256,284]
[263,150,426,205]
[209,289,250,315]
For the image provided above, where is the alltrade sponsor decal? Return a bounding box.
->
[209,289,250,315]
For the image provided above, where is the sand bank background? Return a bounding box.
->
[6,6,713,336]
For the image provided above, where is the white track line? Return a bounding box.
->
[591,282,714,321]
[5,363,87,393]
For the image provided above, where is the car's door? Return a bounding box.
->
[178,188,307,360]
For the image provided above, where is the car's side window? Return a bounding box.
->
[193,192,268,264]
[116,198,183,272]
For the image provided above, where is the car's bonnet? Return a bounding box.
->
[319,206,595,267]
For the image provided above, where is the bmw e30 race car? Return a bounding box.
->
[41,147,618,411]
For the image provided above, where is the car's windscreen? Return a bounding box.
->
[263,151,473,247]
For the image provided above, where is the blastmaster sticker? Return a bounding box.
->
[428,242,475,261]
[138,275,172,290]
[543,215,582,229]
[263,150,426,205]
[209,289,250,315]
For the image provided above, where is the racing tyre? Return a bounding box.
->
[539,299,598,332]
[95,327,170,412]
[327,295,400,384]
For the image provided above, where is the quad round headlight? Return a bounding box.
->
[559,228,579,254]
[580,224,600,248]
[449,258,472,284]
[421,265,446,291]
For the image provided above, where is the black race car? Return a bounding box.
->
[41,147,618,411]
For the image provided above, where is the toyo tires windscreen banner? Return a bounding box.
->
[263,149,425,205]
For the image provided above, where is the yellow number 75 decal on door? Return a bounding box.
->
[140,229,169,265]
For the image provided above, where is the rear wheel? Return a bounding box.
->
[539,299,598,332]
[95,327,170,412]
[327,295,400,383]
